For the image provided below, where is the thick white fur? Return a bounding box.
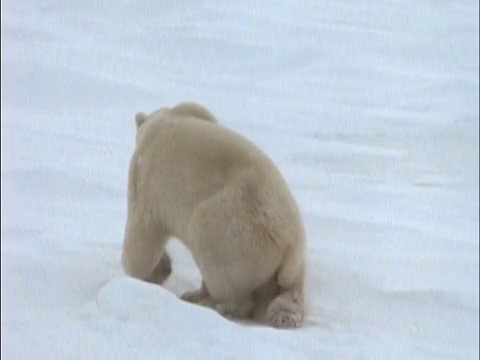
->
[122,102,307,328]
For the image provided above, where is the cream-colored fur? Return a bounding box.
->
[135,102,217,130]
[121,102,307,328]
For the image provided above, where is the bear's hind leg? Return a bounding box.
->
[182,282,253,319]
[181,281,210,303]
[265,286,304,329]
[214,295,254,319]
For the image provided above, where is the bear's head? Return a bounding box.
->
[135,112,148,129]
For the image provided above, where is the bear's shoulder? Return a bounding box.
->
[170,102,218,124]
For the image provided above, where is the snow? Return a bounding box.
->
[1,0,479,358]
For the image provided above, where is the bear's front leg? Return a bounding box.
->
[146,251,172,285]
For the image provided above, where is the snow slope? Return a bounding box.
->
[1,0,479,358]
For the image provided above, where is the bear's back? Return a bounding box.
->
[135,111,302,245]
[138,113,277,179]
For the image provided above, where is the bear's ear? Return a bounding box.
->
[135,112,148,129]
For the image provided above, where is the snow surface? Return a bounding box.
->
[1,0,479,358]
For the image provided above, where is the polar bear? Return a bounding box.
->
[121,101,307,328]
